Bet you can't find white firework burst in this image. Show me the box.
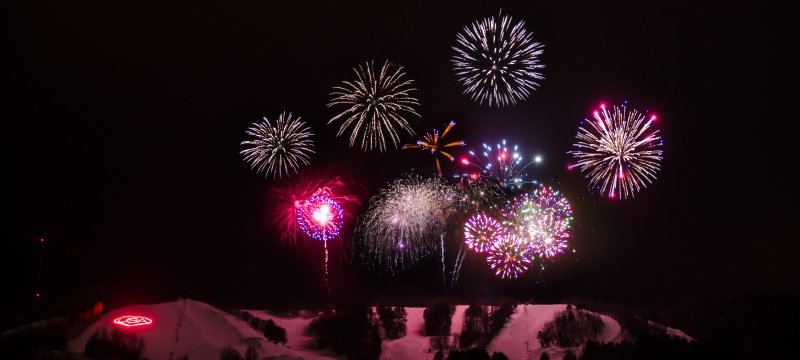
[328,60,419,152]
[452,10,545,107]
[355,175,459,273]
[240,112,314,178]
[569,103,663,199]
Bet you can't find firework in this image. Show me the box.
[404,121,465,176]
[569,103,663,199]
[464,213,506,253]
[328,60,419,152]
[502,185,573,258]
[452,11,545,107]
[296,188,344,241]
[459,140,541,189]
[486,234,531,279]
[454,176,505,212]
[240,112,314,178]
[355,175,459,272]
[270,175,358,245]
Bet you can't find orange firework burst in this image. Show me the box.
[403,121,465,176]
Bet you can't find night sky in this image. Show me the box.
[5,1,795,312]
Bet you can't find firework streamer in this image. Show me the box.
[450,244,467,288]
[240,112,314,178]
[452,10,545,107]
[328,60,420,152]
[569,102,663,199]
[404,121,465,176]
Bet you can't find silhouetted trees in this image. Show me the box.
[563,350,578,360]
[460,303,516,349]
[459,305,489,348]
[424,301,455,336]
[261,319,287,345]
[219,345,242,360]
[447,347,508,360]
[244,344,257,360]
[537,304,603,348]
[84,328,145,360]
[579,336,719,360]
[307,305,381,360]
[377,306,407,339]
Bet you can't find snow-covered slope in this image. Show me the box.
[68,300,690,360]
[68,299,301,360]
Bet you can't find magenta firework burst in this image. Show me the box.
[464,213,506,253]
[569,103,663,199]
[486,234,531,279]
[295,188,344,241]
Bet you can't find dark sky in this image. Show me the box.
[5,1,795,312]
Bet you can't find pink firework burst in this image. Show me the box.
[296,188,344,241]
[270,174,359,245]
[464,213,506,253]
[486,234,531,279]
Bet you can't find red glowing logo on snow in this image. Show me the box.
[113,315,153,328]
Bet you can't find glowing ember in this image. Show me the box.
[113,315,153,328]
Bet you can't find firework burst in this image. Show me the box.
[502,185,573,258]
[452,11,545,107]
[459,140,541,189]
[355,175,459,272]
[486,234,531,279]
[240,112,314,178]
[404,121,465,176]
[464,213,506,253]
[569,103,663,199]
[270,175,358,245]
[295,188,344,242]
[328,60,419,152]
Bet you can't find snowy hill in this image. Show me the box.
[68,300,691,360]
[68,299,302,360]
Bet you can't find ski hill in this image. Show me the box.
[68,299,691,360]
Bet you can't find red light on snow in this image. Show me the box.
[113,315,153,328]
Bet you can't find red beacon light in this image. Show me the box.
[113,315,153,328]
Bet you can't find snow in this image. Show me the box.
[67,300,687,360]
[68,299,301,360]
[243,310,337,360]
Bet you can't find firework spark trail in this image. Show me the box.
[486,234,531,279]
[404,121,465,176]
[328,60,420,152]
[569,103,663,199]
[452,10,545,107]
[355,175,459,273]
[240,112,314,178]
[450,245,466,288]
[460,140,540,189]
